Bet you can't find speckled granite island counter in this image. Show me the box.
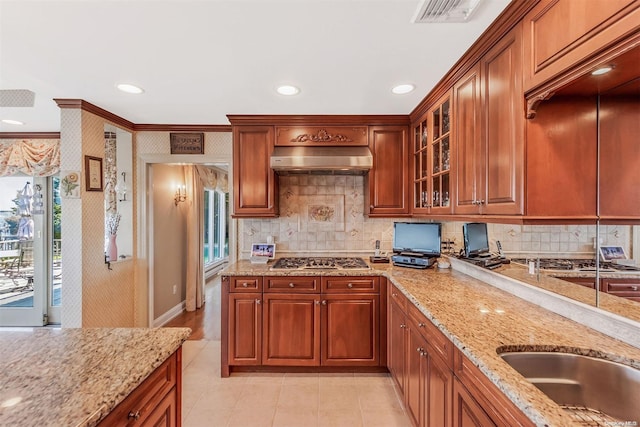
[222,260,640,426]
[0,327,191,427]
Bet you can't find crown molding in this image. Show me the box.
[54,99,135,130]
[0,132,61,139]
[226,114,410,126]
[133,124,232,132]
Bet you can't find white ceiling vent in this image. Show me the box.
[0,89,35,107]
[412,0,483,23]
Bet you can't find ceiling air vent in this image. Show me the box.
[412,0,483,23]
[0,89,35,107]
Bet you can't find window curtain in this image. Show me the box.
[0,139,60,177]
[185,165,205,311]
[195,165,228,192]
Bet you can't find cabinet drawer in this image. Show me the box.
[388,283,407,311]
[408,304,453,369]
[99,350,178,426]
[322,276,379,293]
[602,279,640,299]
[229,276,263,292]
[265,276,320,292]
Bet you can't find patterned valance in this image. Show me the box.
[0,139,60,177]
[195,165,228,193]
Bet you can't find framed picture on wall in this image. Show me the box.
[84,155,103,191]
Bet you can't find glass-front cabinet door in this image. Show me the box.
[412,90,453,215]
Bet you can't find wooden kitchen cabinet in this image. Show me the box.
[454,25,524,216]
[601,278,640,302]
[321,293,380,366]
[453,378,497,427]
[99,349,181,427]
[232,125,278,217]
[453,64,482,215]
[222,274,384,375]
[366,125,410,217]
[522,0,639,92]
[262,293,321,366]
[321,276,382,366]
[412,91,453,215]
[453,349,535,427]
[388,284,408,394]
[227,292,262,366]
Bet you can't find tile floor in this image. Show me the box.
[181,340,412,427]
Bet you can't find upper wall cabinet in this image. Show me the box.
[232,126,279,218]
[411,91,453,216]
[453,25,525,216]
[275,126,368,146]
[523,0,639,95]
[366,126,410,217]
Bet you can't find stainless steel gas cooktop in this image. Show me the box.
[510,258,640,272]
[270,257,370,271]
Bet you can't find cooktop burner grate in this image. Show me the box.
[271,257,370,270]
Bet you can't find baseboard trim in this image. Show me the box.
[153,301,186,327]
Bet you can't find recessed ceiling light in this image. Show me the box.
[276,85,300,96]
[116,83,144,94]
[392,84,415,95]
[1,119,24,125]
[591,66,613,76]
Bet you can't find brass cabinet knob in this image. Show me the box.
[347,283,353,288]
[128,410,141,420]
[242,283,248,288]
[289,283,295,288]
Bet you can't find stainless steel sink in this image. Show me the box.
[500,351,640,425]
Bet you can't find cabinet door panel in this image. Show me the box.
[367,126,409,216]
[228,293,262,365]
[388,294,407,393]
[321,294,380,366]
[233,126,278,217]
[482,26,524,215]
[453,378,497,427]
[525,98,597,218]
[599,94,640,219]
[405,325,426,427]
[428,353,453,427]
[454,65,482,214]
[263,294,321,366]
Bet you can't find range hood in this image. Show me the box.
[270,146,373,175]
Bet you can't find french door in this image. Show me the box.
[0,176,60,326]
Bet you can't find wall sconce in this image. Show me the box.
[174,184,187,206]
[116,172,128,202]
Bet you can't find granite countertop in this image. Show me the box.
[0,327,191,427]
[222,260,640,427]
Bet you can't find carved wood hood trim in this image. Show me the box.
[291,128,353,143]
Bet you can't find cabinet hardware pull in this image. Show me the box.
[315,300,320,305]
[255,299,261,304]
[347,283,353,288]
[480,199,485,204]
[631,286,638,291]
[322,300,327,305]
[289,283,295,288]
[418,322,425,327]
[392,293,397,297]
[242,283,248,288]
[128,410,141,420]
[400,324,406,328]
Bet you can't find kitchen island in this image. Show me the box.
[222,259,640,427]
[0,327,190,426]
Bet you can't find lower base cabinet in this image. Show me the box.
[222,275,384,375]
[99,349,182,426]
[388,284,534,427]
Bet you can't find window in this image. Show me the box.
[204,189,228,265]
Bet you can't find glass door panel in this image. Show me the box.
[0,176,46,326]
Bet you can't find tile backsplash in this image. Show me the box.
[239,175,636,260]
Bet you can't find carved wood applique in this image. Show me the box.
[291,129,353,143]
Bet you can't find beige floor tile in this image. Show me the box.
[181,340,411,427]
[272,407,319,427]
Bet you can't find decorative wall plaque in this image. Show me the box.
[170,133,204,154]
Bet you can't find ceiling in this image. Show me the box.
[0,0,511,133]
